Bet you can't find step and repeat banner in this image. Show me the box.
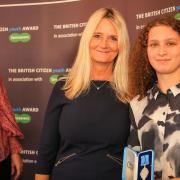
[0,0,179,179]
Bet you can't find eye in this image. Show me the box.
[148,43,158,47]
[166,41,176,46]
[110,36,118,42]
[93,33,101,39]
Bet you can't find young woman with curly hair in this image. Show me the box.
[128,16,180,180]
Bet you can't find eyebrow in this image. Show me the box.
[148,38,178,41]
[93,32,117,36]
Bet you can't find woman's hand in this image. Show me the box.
[11,153,23,180]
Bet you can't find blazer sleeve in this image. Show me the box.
[36,81,65,174]
[9,136,23,154]
[0,78,24,138]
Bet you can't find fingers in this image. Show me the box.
[11,153,23,180]
[12,164,23,180]
[13,166,21,180]
[11,162,15,176]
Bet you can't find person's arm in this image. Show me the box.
[127,106,141,151]
[35,174,49,180]
[0,78,24,180]
[9,136,23,180]
[35,81,64,176]
[0,78,24,138]
[11,153,23,180]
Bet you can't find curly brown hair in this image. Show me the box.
[129,15,180,100]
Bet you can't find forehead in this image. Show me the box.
[148,25,179,40]
[94,18,117,34]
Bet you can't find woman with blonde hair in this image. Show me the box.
[35,7,130,180]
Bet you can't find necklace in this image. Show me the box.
[91,81,108,90]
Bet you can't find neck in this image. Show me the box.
[157,72,180,94]
[91,62,113,81]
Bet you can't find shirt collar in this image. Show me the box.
[149,83,180,100]
[170,83,180,96]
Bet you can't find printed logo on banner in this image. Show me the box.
[15,113,31,124]
[13,107,39,124]
[49,68,70,85]
[7,68,70,83]
[176,5,180,10]
[174,12,180,20]
[49,73,66,85]
[9,33,31,43]
[0,25,39,33]
[49,74,60,85]
[135,5,179,31]
[0,25,38,43]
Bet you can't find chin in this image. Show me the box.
[156,69,178,75]
[95,59,114,63]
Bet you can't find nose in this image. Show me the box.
[99,38,108,48]
[158,45,167,56]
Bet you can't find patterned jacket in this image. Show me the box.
[0,77,23,161]
[128,83,180,179]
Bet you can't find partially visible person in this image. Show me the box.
[0,77,24,180]
[128,15,180,180]
[35,7,130,180]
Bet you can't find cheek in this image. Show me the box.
[110,46,118,59]
[112,50,118,58]
[147,48,151,58]
[89,41,94,50]
[111,44,118,53]
[174,49,180,60]
[89,42,97,58]
[146,50,155,69]
[89,39,99,49]
[147,48,154,63]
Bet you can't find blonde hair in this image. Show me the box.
[63,8,130,103]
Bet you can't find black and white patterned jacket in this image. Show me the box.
[128,83,180,179]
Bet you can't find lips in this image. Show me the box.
[156,59,170,62]
[96,50,110,53]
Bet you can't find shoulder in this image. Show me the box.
[54,79,65,89]
[49,80,66,99]
[130,95,148,107]
[130,95,148,122]
[47,80,68,106]
[53,80,65,93]
[130,87,154,107]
